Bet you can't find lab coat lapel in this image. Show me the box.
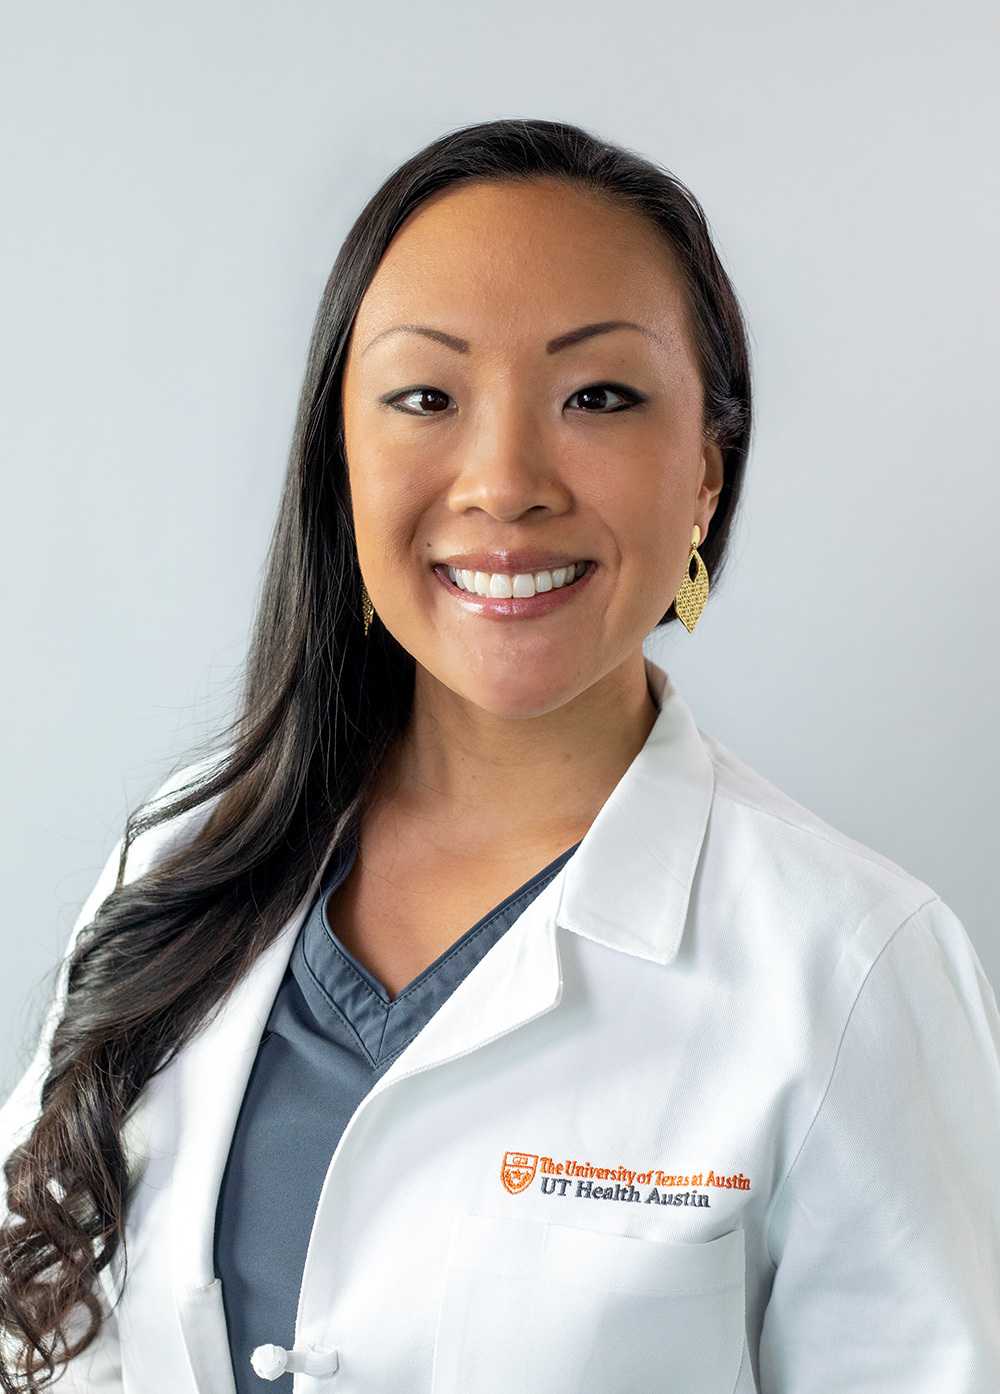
[376,886,564,1087]
[294,890,565,1344]
[369,662,712,1081]
[555,662,714,966]
[169,896,312,1393]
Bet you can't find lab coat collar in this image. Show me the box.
[555,659,713,967]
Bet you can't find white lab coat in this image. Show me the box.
[3,661,1000,1393]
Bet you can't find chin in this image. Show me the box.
[454,670,590,721]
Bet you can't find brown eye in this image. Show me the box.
[391,388,453,415]
[566,383,641,413]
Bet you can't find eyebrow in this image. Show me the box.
[362,325,470,355]
[361,319,659,357]
[545,320,661,353]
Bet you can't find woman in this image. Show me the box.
[2,119,999,1393]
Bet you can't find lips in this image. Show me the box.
[433,557,595,616]
[446,562,588,598]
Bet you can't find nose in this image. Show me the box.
[446,400,572,524]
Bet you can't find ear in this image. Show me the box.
[695,440,725,539]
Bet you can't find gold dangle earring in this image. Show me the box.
[673,525,709,633]
[360,581,374,636]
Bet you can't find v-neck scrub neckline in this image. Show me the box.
[214,836,579,1394]
[299,840,579,1068]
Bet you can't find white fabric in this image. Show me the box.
[3,663,999,1393]
[251,1344,339,1379]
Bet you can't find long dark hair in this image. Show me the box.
[0,118,751,1388]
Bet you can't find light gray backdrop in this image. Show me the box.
[2,0,998,1093]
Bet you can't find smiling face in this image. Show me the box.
[341,178,724,720]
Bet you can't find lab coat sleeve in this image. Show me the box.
[47,1308,124,1393]
[759,898,1000,1393]
[2,766,220,1390]
[0,839,123,1163]
[0,1309,123,1394]
[0,842,126,1391]
[0,755,220,1156]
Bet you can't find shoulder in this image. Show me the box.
[120,754,227,880]
[700,728,936,924]
[643,665,936,939]
[0,754,226,1147]
[64,756,223,933]
[688,729,1000,1134]
[685,728,965,1027]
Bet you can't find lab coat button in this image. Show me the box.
[251,1343,339,1379]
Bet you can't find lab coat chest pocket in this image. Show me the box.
[432,1216,745,1394]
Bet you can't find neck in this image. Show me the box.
[382,650,659,856]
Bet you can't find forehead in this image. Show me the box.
[351,179,690,344]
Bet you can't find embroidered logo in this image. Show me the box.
[499,1150,751,1204]
[501,1151,539,1194]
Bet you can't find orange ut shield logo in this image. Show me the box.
[501,1151,538,1195]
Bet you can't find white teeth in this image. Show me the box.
[446,563,588,597]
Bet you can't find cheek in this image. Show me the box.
[622,515,693,629]
[582,441,698,584]
[348,442,437,573]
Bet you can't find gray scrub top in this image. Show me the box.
[214,837,579,1393]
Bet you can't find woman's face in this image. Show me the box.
[342,178,723,719]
